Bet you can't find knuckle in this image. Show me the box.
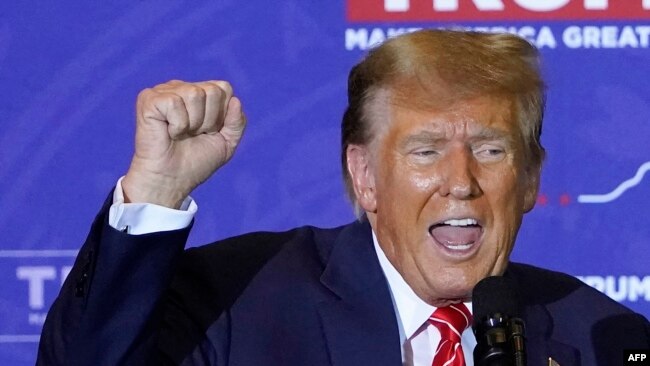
[137,88,154,101]
[218,81,233,95]
[185,85,206,101]
[168,94,185,109]
[203,83,225,100]
[153,80,177,90]
[212,80,233,97]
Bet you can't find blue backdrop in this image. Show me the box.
[1,1,648,364]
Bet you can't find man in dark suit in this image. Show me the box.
[38,29,649,365]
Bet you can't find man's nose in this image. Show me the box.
[438,147,481,199]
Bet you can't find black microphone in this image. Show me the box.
[472,276,526,366]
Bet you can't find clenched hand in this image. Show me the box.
[122,80,246,208]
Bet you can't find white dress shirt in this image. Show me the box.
[108,177,196,234]
[108,179,477,364]
[372,232,477,365]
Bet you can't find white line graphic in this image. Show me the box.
[577,161,650,203]
[0,334,41,343]
[0,250,78,258]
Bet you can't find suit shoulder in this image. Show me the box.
[507,262,589,294]
[184,224,345,266]
[171,224,347,306]
[158,224,350,360]
[508,262,649,330]
[507,262,631,312]
[508,262,650,355]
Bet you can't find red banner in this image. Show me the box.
[347,0,650,22]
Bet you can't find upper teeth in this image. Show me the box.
[443,218,477,227]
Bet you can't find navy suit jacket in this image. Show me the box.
[38,197,650,365]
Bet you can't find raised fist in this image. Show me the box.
[122,80,246,208]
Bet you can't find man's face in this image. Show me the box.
[348,92,539,306]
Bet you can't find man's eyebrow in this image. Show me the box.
[469,128,513,143]
[400,131,447,147]
[400,128,513,147]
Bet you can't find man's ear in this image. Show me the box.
[346,144,377,213]
[523,163,541,213]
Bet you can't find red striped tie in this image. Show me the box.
[429,303,472,366]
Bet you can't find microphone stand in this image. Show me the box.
[473,313,527,366]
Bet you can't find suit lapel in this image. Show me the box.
[504,267,581,366]
[523,303,581,365]
[316,221,402,366]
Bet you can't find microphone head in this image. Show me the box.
[472,276,520,326]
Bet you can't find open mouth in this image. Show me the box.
[429,218,483,252]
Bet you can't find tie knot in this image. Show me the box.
[428,303,472,342]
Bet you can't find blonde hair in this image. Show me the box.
[341,29,546,213]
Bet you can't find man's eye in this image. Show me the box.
[414,150,437,157]
[474,147,505,159]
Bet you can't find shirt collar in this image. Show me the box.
[372,230,473,339]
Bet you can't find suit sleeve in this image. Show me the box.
[36,193,194,366]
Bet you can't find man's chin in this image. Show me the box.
[419,285,473,306]
[428,297,470,307]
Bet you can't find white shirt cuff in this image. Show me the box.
[108,177,197,235]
